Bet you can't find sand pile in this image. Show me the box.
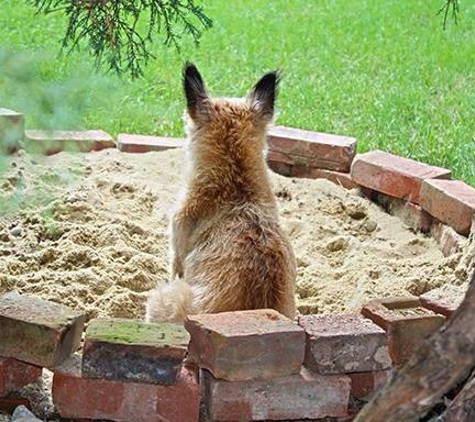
[0,148,473,320]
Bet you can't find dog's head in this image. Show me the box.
[182,63,280,151]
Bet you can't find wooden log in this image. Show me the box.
[354,269,475,422]
[441,373,475,422]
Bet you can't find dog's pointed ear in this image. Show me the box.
[183,62,209,120]
[247,70,280,119]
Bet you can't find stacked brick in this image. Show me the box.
[298,313,391,410]
[266,126,358,188]
[0,293,85,410]
[265,127,474,259]
[185,309,395,421]
[0,290,462,420]
[351,152,474,254]
[53,318,199,422]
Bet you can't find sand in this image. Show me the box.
[0,148,473,321]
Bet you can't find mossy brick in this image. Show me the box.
[201,368,351,421]
[117,133,185,153]
[298,313,391,374]
[351,151,451,204]
[185,309,305,381]
[53,355,199,422]
[0,294,86,368]
[0,108,24,153]
[24,130,115,155]
[361,297,445,364]
[267,126,357,172]
[0,358,42,397]
[81,319,190,385]
[421,179,475,236]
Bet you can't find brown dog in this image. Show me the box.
[145,63,296,323]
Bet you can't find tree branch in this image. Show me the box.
[27,0,213,78]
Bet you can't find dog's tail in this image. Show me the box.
[145,279,197,324]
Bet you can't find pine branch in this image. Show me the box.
[27,0,213,78]
[438,0,460,29]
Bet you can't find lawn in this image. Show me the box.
[0,0,474,185]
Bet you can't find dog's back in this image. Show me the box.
[145,64,296,323]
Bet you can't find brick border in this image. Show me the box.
[1,108,473,421]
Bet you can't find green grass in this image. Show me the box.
[0,0,474,185]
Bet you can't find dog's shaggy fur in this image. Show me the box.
[145,63,296,323]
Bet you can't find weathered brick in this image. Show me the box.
[266,150,358,189]
[298,313,391,374]
[117,133,185,153]
[0,108,24,153]
[351,151,451,204]
[266,150,293,176]
[24,130,115,155]
[420,179,475,236]
[0,294,86,368]
[420,290,464,318]
[53,355,199,422]
[202,368,350,421]
[348,370,389,400]
[185,309,305,381]
[0,358,42,397]
[430,220,467,257]
[374,193,433,233]
[267,126,357,172]
[361,297,445,364]
[82,319,189,385]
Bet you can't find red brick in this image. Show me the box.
[374,193,433,233]
[266,150,357,189]
[52,355,199,422]
[349,370,389,400]
[82,319,189,385]
[24,130,115,155]
[420,290,464,318]
[0,358,42,397]
[0,294,86,368]
[420,179,475,236]
[185,309,305,381]
[361,297,445,364]
[430,220,467,256]
[298,313,391,374]
[202,368,350,421]
[0,108,24,153]
[351,151,451,204]
[267,126,357,172]
[266,151,293,176]
[117,133,185,153]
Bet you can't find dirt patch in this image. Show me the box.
[0,148,473,320]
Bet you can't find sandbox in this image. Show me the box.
[1,148,472,321]
[0,112,474,421]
